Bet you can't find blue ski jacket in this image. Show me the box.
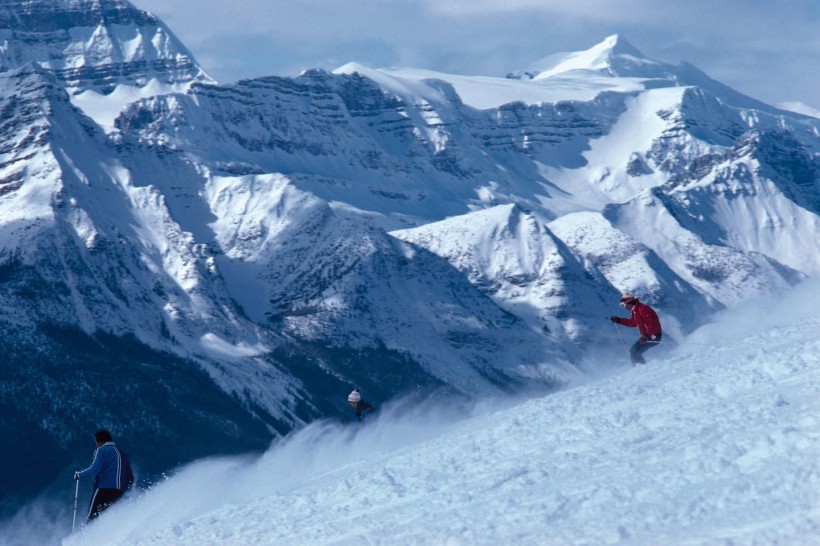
[77,442,134,490]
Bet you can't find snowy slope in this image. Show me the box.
[28,279,817,546]
[393,204,599,339]
[392,204,634,350]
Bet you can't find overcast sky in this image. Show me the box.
[136,0,819,110]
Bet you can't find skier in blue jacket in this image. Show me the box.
[74,429,134,522]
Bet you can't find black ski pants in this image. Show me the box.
[86,487,125,522]
[629,333,662,364]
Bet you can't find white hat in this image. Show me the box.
[620,290,637,304]
[348,389,361,403]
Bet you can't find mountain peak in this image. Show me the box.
[591,34,645,58]
[511,34,666,81]
[0,0,212,93]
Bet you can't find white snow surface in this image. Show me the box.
[21,279,813,546]
[71,80,197,129]
[525,34,659,79]
[334,63,646,110]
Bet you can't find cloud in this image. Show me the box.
[422,0,648,20]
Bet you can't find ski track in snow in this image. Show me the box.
[48,282,820,546]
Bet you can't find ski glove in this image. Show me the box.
[639,335,648,344]
[609,316,620,324]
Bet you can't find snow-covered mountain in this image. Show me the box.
[118,33,816,342]
[0,0,205,87]
[0,1,818,513]
[0,0,212,126]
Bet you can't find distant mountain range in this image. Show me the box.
[0,0,817,511]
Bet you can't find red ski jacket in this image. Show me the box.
[617,301,662,337]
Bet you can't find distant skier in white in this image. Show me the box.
[610,291,663,365]
[74,429,134,523]
[348,388,375,421]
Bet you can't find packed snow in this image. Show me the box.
[2,280,818,545]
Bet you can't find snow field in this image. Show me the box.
[58,281,820,545]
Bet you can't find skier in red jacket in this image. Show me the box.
[610,291,663,365]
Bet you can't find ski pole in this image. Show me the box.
[72,476,79,532]
[608,317,628,350]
